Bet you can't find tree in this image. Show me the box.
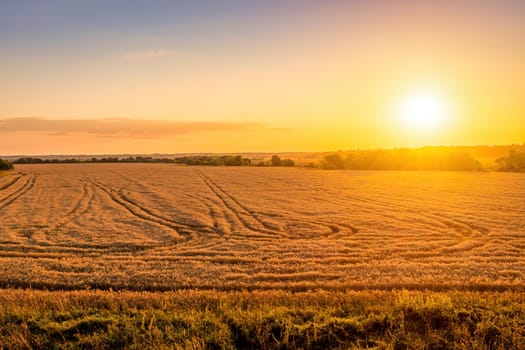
[496,150,525,172]
[446,152,482,171]
[280,159,295,167]
[0,159,13,171]
[320,154,345,169]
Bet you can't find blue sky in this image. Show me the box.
[1,1,524,154]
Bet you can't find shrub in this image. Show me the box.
[0,159,13,171]
[496,150,525,172]
[319,149,483,171]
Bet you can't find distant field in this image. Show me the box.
[0,164,523,291]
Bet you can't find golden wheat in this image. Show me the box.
[0,164,523,291]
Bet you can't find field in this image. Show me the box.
[0,164,524,348]
[1,164,524,291]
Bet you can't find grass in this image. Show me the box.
[0,289,523,349]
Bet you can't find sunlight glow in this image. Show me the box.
[397,91,450,132]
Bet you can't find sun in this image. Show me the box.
[396,90,449,132]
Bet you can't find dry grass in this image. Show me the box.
[0,289,523,349]
[0,164,523,292]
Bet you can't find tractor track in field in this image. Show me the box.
[89,178,199,242]
[117,171,238,238]
[194,169,285,238]
[194,169,361,239]
[0,175,37,211]
[114,172,236,238]
[316,182,490,253]
[0,176,21,191]
[103,169,218,236]
[36,178,96,236]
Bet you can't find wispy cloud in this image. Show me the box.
[0,118,267,139]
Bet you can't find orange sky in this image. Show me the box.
[0,1,523,155]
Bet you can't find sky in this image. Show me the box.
[1,0,524,155]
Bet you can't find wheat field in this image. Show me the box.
[0,164,523,292]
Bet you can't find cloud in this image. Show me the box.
[0,118,267,139]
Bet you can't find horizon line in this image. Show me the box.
[2,143,525,158]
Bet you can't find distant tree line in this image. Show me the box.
[270,155,295,167]
[172,155,294,167]
[495,150,525,172]
[0,159,14,171]
[12,157,176,164]
[12,156,255,166]
[10,155,298,167]
[173,155,251,166]
[16,149,525,172]
[319,149,482,171]
[254,155,295,167]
